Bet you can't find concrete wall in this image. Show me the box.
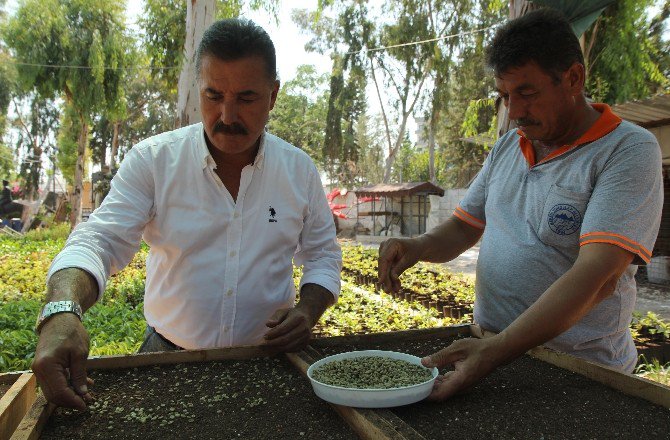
[427,189,468,232]
[649,125,670,165]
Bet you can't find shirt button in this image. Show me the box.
[226,289,233,297]
[234,212,240,219]
[223,326,229,333]
[230,250,236,257]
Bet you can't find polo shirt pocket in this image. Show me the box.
[537,184,590,248]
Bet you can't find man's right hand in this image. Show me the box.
[32,313,93,410]
[378,236,427,293]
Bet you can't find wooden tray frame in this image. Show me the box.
[6,324,670,440]
[1,372,36,440]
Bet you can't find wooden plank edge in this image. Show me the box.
[528,346,670,409]
[286,351,425,440]
[312,325,472,348]
[87,344,279,370]
[9,392,54,440]
[0,373,37,440]
[470,323,670,409]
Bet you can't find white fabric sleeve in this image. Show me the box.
[47,145,156,300]
[294,162,342,300]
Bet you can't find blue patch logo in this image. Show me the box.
[548,204,581,236]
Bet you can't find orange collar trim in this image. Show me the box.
[517,103,622,167]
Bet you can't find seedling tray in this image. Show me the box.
[7,325,670,439]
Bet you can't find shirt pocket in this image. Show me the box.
[537,184,590,249]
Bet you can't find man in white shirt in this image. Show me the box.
[32,18,342,410]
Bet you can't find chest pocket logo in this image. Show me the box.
[537,184,590,249]
[548,204,581,235]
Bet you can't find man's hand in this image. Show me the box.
[421,337,505,401]
[378,237,427,293]
[32,313,94,410]
[263,307,313,352]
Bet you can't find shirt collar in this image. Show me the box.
[517,103,622,167]
[197,124,267,171]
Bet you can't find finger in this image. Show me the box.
[265,308,290,328]
[389,253,415,292]
[426,371,465,401]
[35,362,87,410]
[68,351,90,397]
[265,312,306,340]
[421,344,464,369]
[377,240,399,293]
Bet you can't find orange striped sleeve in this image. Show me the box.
[580,232,652,263]
[454,207,485,230]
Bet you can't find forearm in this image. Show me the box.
[296,283,335,327]
[46,268,99,312]
[417,216,483,263]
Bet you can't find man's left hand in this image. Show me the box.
[421,337,505,401]
[263,307,313,352]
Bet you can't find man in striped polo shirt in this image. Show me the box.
[378,8,663,401]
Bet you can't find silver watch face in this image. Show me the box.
[35,300,82,333]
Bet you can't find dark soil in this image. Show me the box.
[40,356,354,440]
[0,382,13,397]
[316,337,670,440]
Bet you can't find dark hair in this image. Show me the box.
[486,8,583,82]
[2,180,8,187]
[196,18,277,81]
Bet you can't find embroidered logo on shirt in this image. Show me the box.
[269,206,277,223]
[548,204,581,235]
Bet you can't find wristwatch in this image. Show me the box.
[35,300,83,334]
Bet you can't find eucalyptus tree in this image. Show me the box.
[4,0,134,226]
[10,96,60,199]
[0,0,15,146]
[293,3,369,187]
[268,64,329,164]
[583,0,669,103]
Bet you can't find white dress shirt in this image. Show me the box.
[48,123,342,349]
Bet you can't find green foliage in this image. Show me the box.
[23,223,72,241]
[56,103,82,185]
[138,0,186,92]
[585,0,670,104]
[268,65,329,160]
[4,0,134,194]
[0,143,14,177]
[0,299,41,371]
[635,356,670,386]
[293,5,369,187]
[631,311,670,342]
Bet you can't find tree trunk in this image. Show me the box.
[428,112,440,183]
[70,117,88,228]
[176,0,216,128]
[496,1,538,138]
[110,121,120,168]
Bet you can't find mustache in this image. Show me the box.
[213,121,248,135]
[514,118,539,127]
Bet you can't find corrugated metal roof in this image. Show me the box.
[355,182,445,197]
[611,93,670,128]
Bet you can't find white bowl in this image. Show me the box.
[306,350,438,408]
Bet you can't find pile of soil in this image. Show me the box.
[40,356,354,440]
[317,337,670,439]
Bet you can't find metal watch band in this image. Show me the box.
[35,300,83,334]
